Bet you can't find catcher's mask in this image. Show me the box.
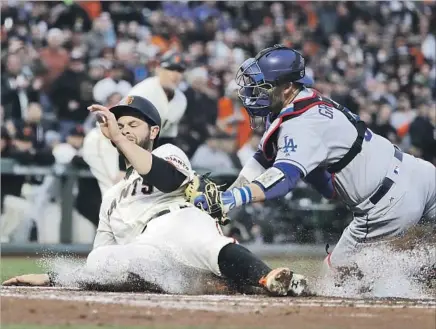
[236,44,314,128]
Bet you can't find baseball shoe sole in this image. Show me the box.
[259,267,308,297]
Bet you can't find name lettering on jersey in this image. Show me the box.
[119,184,132,202]
[107,199,117,218]
[107,177,153,219]
[165,155,189,171]
[280,136,298,155]
[318,104,334,119]
[130,177,142,196]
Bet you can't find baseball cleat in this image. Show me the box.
[259,267,308,296]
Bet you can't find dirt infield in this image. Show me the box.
[2,287,436,329]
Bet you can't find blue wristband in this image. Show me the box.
[222,187,253,212]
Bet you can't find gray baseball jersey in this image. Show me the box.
[257,88,435,266]
[270,88,394,208]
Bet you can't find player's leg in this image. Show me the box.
[217,243,308,296]
[84,243,183,292]
[419,159,436,223]
[141,207,308,296]
[326,226,361,269]
[375,154,436,231]
[329,154,435,270]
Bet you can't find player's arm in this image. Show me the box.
[115,138,187,192]
[198,122,328,212]
[228,149,274,189]
[89,105,186,193]
[88,103,156,176]
[219,162,303,211]
[143,144,193,192]
[303,167,335,200]
[93,203,117,249]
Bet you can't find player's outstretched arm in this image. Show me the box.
[2,273,54,286]
[194,162,302,215]
[228,150,273,189]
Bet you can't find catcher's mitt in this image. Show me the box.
[185,174,230,225]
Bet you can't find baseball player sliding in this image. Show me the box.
[186,44,436,272]
[3,95,307,297]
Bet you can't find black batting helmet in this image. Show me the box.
[111,95,161,128]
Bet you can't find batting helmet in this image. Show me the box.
[111,95,162,128]
[236,44,314,118]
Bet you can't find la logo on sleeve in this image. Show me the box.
[281,135,298,155]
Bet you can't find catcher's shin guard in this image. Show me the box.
[259,268,308,296]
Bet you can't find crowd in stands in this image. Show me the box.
[1,1,435,242]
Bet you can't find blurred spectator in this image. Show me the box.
[49,49,91,140]
[0,126,29,243]
[369,103,400,145]
[86,12,117,59]
[1,126,16,211]
[92,61,131,104]
[390,93,417,130]
[129,50,187,146]
[408,101,436,163]
[2,122,55,242]
[191,131,241,171]
[88,58,111,84]
[237,130,263,166]
[177,66,219,158]
[15,102,57,150]
[217,79,251,149]
[39,28,70,90]
[9,125,54,166]
[1,53,39,121]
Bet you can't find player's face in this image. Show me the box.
[158,68,183,90]
[268,84,288,114]
[117,116,159,150]
[268,83,301,114]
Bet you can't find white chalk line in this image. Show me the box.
[2,287,435,312]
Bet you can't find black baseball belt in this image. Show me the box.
[141,205,189,233]
[369,147,403,205]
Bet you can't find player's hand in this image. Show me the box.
[88,104,123,143]
[185,174,231,225]
[2,273,50,286]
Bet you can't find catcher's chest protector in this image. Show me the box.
[260,93,367,173]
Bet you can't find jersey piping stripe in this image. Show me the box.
[274,158,308,176]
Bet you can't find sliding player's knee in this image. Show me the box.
[86,245,129,274]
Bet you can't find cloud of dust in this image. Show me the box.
[38,245,214,295]
[312,243,435,299]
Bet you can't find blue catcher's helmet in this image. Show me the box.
[236,44,314,119]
